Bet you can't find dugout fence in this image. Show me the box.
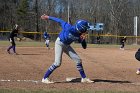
[0,31,140,45]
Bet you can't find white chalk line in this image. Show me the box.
[0,78,77,83]
[0,79,41,83]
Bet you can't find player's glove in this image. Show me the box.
[135,48,140,61]
[81,39,87,49]
[17,37,21,41]
[22,37,26,41]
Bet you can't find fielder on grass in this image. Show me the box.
[120,36,127,50]
[7,24,20,54]
[41,14,94,84]
[43,31,51,49]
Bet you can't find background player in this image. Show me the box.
[120,36,127,50]
[135,48,140,75]
[41,14,94,84]
[7,24,19,54]
[43,31,51,49]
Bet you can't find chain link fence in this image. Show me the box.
[0,31,140,45]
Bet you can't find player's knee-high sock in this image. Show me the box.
[13,45,16,53]
[77,63,86,78]
[43,64,57,79]
[7,46,13,51]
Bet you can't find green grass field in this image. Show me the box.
[0,40,140,49]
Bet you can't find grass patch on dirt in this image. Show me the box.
[0,41,45,47]
[0,40,140,49]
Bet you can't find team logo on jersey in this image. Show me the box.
[68,33,79,41]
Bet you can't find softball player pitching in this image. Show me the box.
[41,14,94,84]
[43,31,50,49]
[7,24,19,54]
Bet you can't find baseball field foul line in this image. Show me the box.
[0,78,79,83]
[0,79,69,83]
[0,79,40,83]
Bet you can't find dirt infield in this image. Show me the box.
[0,46,140,92]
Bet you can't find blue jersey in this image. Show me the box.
[43,32,50,40]
[49,16,81,45]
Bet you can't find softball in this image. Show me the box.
[136,70,140,75]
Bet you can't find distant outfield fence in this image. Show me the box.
[0,31,140,45]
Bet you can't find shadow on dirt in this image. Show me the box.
[94,79,131,84]
[55,78,131,84]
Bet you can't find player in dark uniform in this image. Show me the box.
[120,36,127,50]
[7,24,19,54]
[96,36,101,44]
[135,48,140,75]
